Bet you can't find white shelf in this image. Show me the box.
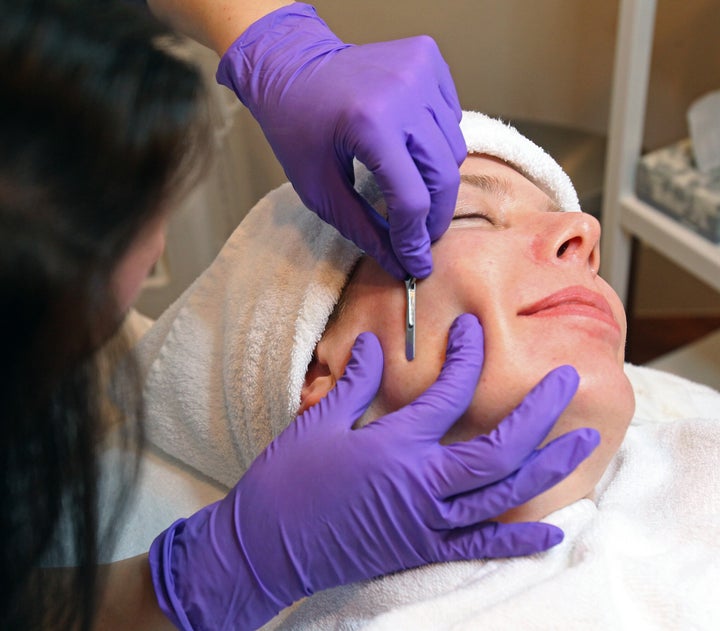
[601,0,720,303]
[601,0,719,386]
[620,194,720,293]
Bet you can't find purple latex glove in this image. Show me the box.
[216,3,466,280]
[150,315,599,630]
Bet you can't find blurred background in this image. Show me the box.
[136,0,720,377]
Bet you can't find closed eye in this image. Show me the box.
[451,212,495,225]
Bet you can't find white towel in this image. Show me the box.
[106,364,720,631]
[135,111,581,488]
[263,367,720,630]
[460,111,580,212]
[134,185,361,488]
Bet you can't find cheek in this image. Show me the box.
[403,235,521,431]
[375,309,454,414]
[598,277,628,363]
[372,268,469,413]
[112,222,167,311]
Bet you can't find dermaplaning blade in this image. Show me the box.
[404,276,416,361]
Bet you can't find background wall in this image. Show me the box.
[312,0,719,150]
[138,0,720,319]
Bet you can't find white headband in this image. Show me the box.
[460,111,580,211]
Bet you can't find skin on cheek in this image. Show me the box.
[528,233,547,264]
[384,271,467,409]
[111,213,168,312]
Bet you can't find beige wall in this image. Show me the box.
[313,0,618,136]
[313,0,720,150]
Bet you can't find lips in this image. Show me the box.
[518,285,620,331]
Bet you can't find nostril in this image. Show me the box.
[557,240,570,257]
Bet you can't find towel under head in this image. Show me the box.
[136,111,582,487]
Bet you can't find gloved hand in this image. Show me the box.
[150,314,599,630]
[216,3,466,280]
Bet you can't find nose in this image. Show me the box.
[549,212,601,274]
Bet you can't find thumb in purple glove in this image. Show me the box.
[217,3,466,280]
[149,314,598,630]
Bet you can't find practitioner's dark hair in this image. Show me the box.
[0,0,207,628]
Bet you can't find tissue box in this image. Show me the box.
[636,139,720,244]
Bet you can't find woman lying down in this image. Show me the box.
[120,111,720,629]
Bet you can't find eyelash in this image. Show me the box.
[452,212,495,225]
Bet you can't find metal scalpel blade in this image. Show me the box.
[404,276,416,361]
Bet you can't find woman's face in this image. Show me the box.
[307,154,635,521]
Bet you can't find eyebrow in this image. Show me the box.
[460,173,512,198]
[460,172,563,214]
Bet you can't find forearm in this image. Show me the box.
[93,554,175,631]
[147,0,293,54]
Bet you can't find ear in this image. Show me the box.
[299,348,337,415]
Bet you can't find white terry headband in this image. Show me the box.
[460,111,580,211]
[136,111,582,488]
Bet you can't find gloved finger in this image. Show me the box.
[312,174,407,280]
[436,428,600,525]
[369,314,483,440]
[355,131,435,279]
[427,91,467,169]
[434,365,580,497]
[484,426,600,508]
[435,55,463,124]
[306,332,384,431]
[428,521,565,562]
[405,117,462,242]
[421,38,465,166]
